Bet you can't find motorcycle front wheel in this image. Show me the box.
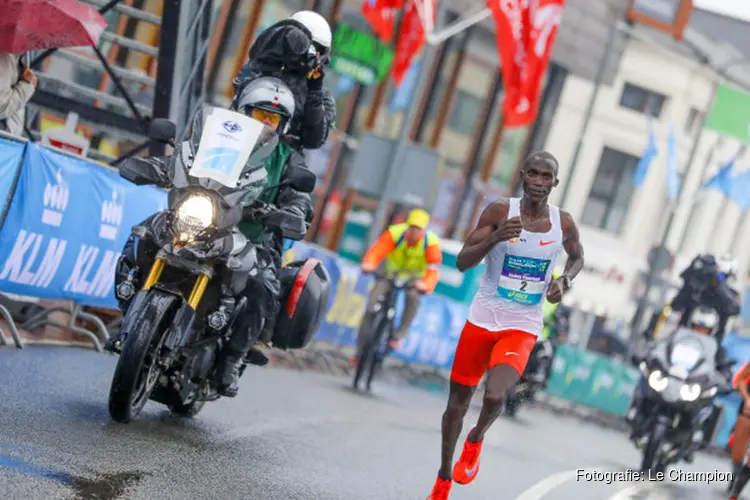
[640,421,667,473]
[108,290,176,423]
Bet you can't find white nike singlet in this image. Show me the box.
[467,198,564,336]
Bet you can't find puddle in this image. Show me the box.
[0,453,146,499]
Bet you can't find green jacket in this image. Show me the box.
[237,141,293,244]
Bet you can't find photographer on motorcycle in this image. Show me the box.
[108,77,314,398]
[646,254,740,377]
[234,10,336,151]
[670,254,740,344]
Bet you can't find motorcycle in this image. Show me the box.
[504,305,569,417]
[628,326,732,472]
[108,111,329,423]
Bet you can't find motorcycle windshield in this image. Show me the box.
[665,328,718,376]
[169,106,278,209]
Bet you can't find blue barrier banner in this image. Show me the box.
[0,144,167,309]
[0,137,26,216]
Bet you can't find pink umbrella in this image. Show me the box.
[0,0,108,53]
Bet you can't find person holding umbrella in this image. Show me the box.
[0,52,36,136]
[0,0,108,135]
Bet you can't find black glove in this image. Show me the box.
[308,66,324,90]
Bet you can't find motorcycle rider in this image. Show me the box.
[646,254,739,378]
[627,306,723,460]
[351,208,442,365]
[108,78,314,398]
[234,10,336,151]
[628,308,718,425]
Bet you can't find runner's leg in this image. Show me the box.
[470,330,537,441]
[438,322,494,478]
[470,364,520,441]
[439,381,476,479]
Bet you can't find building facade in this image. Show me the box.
[545,12,750,327]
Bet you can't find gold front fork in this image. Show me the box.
[142,258,166,290]
[141,257,209,309]
[653,305,672,339]
[188,274,210,309]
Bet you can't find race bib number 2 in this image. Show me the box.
[496,255,551,305]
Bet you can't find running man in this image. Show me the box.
[426,151,584,499]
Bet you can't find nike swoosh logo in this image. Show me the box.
[465,464,478,477]
[505,352,519,356]
[539,240,555,246]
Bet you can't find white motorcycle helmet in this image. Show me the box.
[717,254,738,283]
[290,10,332,56]
[235,76,296,135]
[688,306,719,335]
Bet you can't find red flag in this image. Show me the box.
[362,0,404,44]
[391,0,434,85]
[487,0,565,127]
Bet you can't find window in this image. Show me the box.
[619,83,667,117]
[581,147,639,233]
[685,107,703,134]
[448,90,482,135]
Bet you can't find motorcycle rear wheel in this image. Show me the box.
[108,291,175,423]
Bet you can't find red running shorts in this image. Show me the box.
[450,321,537,387]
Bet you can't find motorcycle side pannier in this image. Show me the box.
[273,258,331,349]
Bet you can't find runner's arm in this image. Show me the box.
[560,210,584,281]
[456,202,508,272]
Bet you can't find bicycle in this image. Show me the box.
[352,273,418,392]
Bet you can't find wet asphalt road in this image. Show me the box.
[0,346,736,500]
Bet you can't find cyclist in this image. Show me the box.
[350,208,442,365]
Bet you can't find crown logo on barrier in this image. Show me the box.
[99,188,124,241]
[41,170,69,228]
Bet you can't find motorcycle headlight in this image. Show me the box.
[173,194,215,241]
[680,383,701,401]
[648,370,668,391]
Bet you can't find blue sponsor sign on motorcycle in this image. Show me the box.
[0,143,167,309]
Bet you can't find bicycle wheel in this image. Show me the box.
[353,312,385,390]
[365,333,391,391]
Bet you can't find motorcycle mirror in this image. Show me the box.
[120,157,169,187]
[148,118,177,144]
[284,165,317,193]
